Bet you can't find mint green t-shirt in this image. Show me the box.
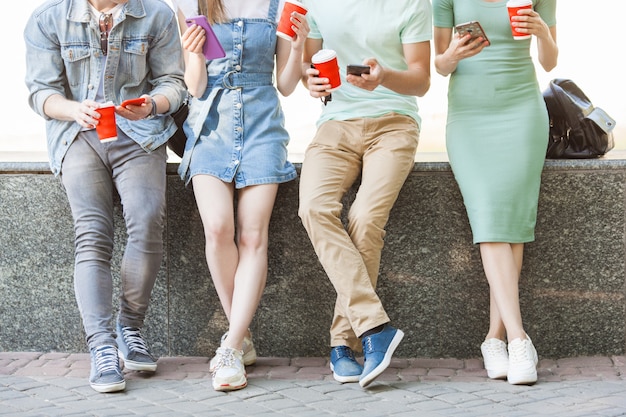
[302,0,432,128]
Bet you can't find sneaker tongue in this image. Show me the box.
[509,339,527,360]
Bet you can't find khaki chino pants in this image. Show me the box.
[298,113,419,352]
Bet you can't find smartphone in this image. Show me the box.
[346,64,371,76]
[455,21,490,45]
[185,15,226,60]
[120,97,146,107]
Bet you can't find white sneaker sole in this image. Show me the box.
[213,374,248,391]
[359,329,404,388]
[330,362,361,383]
[90,380,126,393]
[508,363,537,385]
[486,368,508,380]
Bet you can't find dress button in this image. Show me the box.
[237,20,243,27]
[235,65,241,71]
[236,44,242,49]
[234,160,240,165]
[235,103,242,109]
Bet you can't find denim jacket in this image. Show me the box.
[24,0,186,175]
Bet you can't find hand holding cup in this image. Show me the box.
[506,0,533,40]
[277,0,308,40]
[311,49,341,92]
[95,101,118,142]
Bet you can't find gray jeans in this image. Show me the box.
[61,130,167,350]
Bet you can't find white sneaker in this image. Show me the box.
[209,331,257,372]
[507,336,538,385]
[480,338,509,379]
[212,347,247,391]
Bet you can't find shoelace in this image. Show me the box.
[93,345,119,374]
[213,348,237,373]
[363,337,374,354]
[508,340,530,363]
[121,326,152,356]
[333,346,356,360]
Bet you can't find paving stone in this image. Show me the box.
[1,356,626,416]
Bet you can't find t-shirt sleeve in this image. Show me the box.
[401,0,433,43]
[432,0,455,28]
[535,0,557,27]
[302,0,322,39]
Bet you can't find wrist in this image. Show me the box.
[145,97,157,119]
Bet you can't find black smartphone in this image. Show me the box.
[454,21,490,45]
[346,64,371,76]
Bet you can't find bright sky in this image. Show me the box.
[2,0,624,161]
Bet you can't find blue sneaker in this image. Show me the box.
[116,321,157,372]
[330,346,363,383]
[359,324,404,387]
[89,345,125,393]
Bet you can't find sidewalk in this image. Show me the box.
[2,352,626,416]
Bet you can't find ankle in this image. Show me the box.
[360,323,387,339]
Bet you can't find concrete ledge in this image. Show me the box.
[1,153,625,359]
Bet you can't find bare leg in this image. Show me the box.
[480,242,527,342]
[222,184,278,350]
[192,175,238,318]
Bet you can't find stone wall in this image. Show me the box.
[1,156,624,359]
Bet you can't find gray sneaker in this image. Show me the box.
[89,345,125,393]
[116,321,157,372]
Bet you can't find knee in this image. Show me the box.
[203,221,235,248]
[237,227,268,253]
[347,205,386,244]
[74,218,114,257]
[298,195,341,231]
[125,202,165,241]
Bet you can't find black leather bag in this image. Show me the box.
[167,100,189,158]
[543,78,616,159]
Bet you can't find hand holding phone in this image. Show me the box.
[185,15,226,60]
[454,21,490,45]
[120,97,146,108]
[346,65,371,76]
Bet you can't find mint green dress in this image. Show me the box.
[433,0,556,243]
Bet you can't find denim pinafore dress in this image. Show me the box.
[178,0,296,188]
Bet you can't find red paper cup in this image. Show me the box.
[507,0,533,40]
[277,0,308,41]
[312,49,341,92]
[95,104,118,142]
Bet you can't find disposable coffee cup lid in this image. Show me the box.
[506,0,532,6]
[285,0,308,10]
[312,49,337,64]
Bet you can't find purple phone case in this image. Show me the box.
[185,15,226,60]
